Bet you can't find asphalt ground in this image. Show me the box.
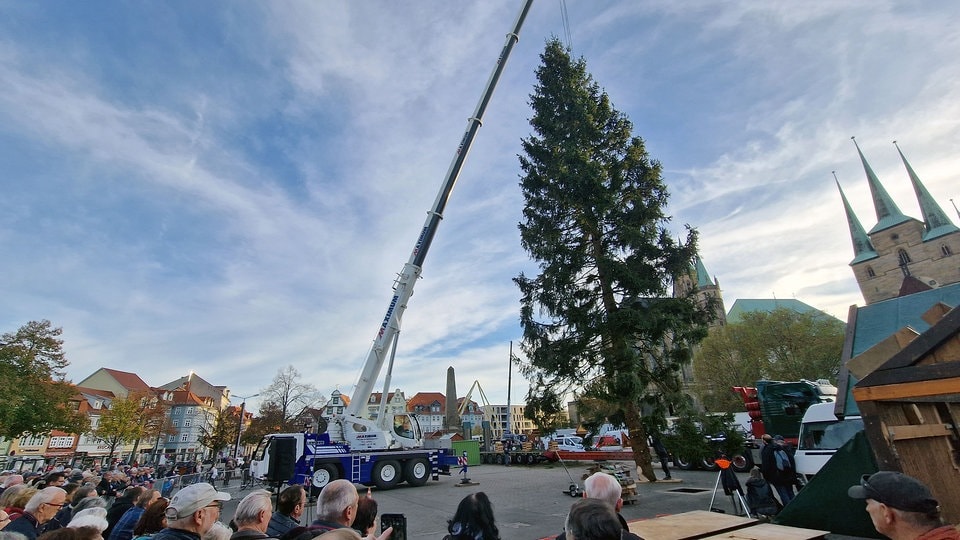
[208,460,870,540]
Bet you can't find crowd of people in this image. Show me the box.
[2,460,956,540]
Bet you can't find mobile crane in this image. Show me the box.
[248,0,534,492]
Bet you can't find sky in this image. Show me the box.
[3,1,960,414]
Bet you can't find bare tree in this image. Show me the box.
[259,365,323,431]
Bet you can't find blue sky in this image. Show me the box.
[3,1,959,412]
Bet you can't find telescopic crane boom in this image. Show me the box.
[336,0,535,450]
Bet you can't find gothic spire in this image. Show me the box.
[894,141,959,241]
[852,137,911,234]
[835,173,878,265]
[693,255,715,289]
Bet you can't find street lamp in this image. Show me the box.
[233,393,260,460]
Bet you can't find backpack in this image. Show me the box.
[773,448,792,472]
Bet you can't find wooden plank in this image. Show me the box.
[853,377,960,401]
[628,511,756,540]
[699,523,829,540]
[887,423,952,441]
[858,363,960,389]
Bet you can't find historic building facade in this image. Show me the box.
[839,141,960,304]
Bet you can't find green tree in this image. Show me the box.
[693,308,846,411]
[125,392,172,463]
[0,320,89,438]
[94,396,143,461]
[515,40,714,482]
[197,407,238,460]
[259,365,323,431]
[244,401,286,444]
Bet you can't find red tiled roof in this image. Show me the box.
[406,392,445,411]
[74,386,116,399]
[102,368,152,392]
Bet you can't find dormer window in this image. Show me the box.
[93,400,102,409]
[370,396,376,403]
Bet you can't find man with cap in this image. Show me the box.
[849,471,959,540]
[154,482,231,540]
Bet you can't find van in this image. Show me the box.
[795,402,863,481]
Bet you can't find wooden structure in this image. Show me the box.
[628,511,827,540]
[584,462,637,505]
[852,303,960,524]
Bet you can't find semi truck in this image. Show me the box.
[247,0,535,492]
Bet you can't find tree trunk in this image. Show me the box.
[624,401,656,482]
[130,437,141,464]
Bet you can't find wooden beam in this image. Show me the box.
[887,423,952,441]
[853,377,960,401]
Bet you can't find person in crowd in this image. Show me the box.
[131,499,168,540]
[3,486,38,522]
[229,490,272,540]
[109,490,160,540]
[1,509,11,531]
[556,473,641,540]
[41,478,65,491]
[563,499,627,540]
[37,526,103,540]
[317,531,359,540]
[443,492,499,540]
[350,493,377,539]
[759,435,797,506]
[200,523,231,540]
[68,508,108,533]
[745,467,779,519]
[0,476,25,497]
[306,480,358,534]
[48,487,99,534]
[4,487,67,540]
[849,471,959,540]
[152,483,230,540]
[105,488,144,539]
[266,486,306,538]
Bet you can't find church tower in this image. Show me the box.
[839,139,960,304]
[674,255,726,326]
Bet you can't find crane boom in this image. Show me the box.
[344,0,534,422]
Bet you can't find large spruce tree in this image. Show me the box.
[515,39,714,481]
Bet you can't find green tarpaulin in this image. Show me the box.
[774,431,880,538]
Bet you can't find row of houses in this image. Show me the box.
[2,368,538,471]
[1,368,239,469]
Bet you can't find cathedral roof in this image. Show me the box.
[852,138,913,234]
[895,142,959,241]
[693,256,715,289]
[836,177,878,265]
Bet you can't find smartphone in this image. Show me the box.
[380,513,406,540]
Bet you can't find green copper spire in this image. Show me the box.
[693,255,714,289]
[852,137,911,234]
[894,141,959,241]
[836,174,878,265]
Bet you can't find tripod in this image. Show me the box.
[708,457,751,518]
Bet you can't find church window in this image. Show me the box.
[866,266,876,278]
[942,244,953,256]
[897,249,911,265]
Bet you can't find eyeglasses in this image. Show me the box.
[45,502,68,508]
[204,502,223,512]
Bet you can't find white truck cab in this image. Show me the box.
[795,402,863,481]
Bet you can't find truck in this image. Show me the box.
[732,378,840,471]
[247,0,535,492]
[794,402,863,481]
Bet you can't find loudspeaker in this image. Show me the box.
[267,437,297,482]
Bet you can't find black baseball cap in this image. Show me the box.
[848,471,940,514]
